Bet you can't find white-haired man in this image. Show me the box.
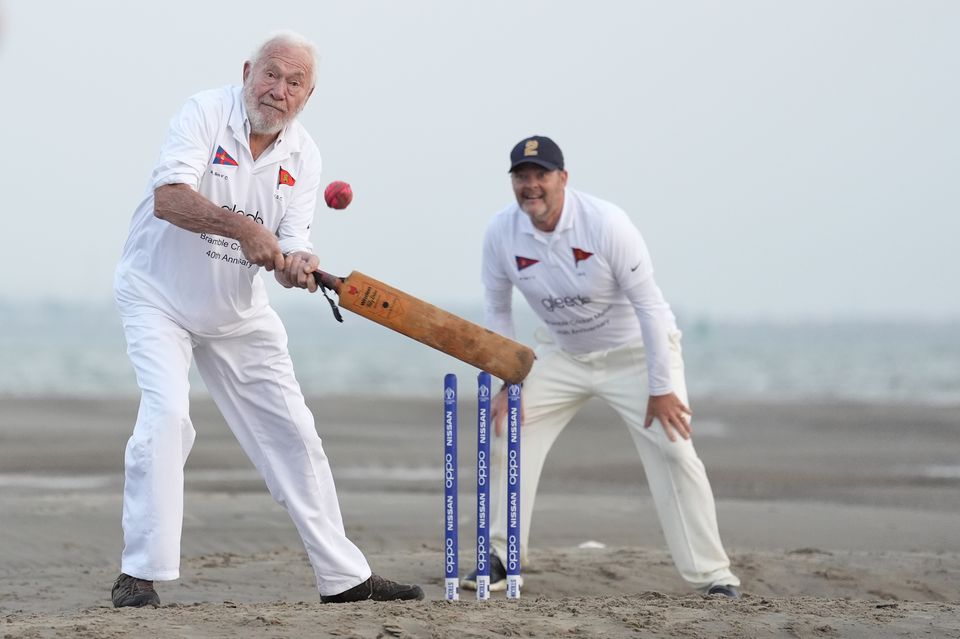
[112,32,423,606]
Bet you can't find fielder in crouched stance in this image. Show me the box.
[462,136,741,598]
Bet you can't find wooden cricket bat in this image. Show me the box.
[313,270,534,384]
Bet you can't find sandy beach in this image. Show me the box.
[1,395,958,637]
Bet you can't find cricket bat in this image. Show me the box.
[313,270,534,384]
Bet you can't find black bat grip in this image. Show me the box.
[313,270,343,293]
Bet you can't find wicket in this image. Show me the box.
[476,372,491,600]
[505,381,521,600]
[443,372,522,601]
[443,374,459,601]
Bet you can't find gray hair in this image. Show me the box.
[250,30,320,89]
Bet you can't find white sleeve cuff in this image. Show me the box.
[483,286,516,341]
[153,171,201,190]
[278,237,313,255]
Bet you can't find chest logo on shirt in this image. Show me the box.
[212,146,239,167]
[278,166,296,188]
[515,256,540,271]
[221,203,263,224]
[572,247,594,266]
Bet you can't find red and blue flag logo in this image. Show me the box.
[212,146,238,166]
[515,256,540,271]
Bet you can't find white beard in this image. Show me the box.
[243,83,290,135]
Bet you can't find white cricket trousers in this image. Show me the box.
[118,306,371,596]
[488,331,739,591]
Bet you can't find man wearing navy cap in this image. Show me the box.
[463,135,741,598]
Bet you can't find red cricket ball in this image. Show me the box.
[324,181,353,209]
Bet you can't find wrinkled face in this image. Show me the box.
[242,44,314,135]
[510,164,568,231]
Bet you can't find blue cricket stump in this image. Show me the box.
[475,372,492,601]
[506,382,522,599]
[443,374,459,601]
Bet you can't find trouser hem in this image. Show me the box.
[318,570,373,597]
[120,565,180,582]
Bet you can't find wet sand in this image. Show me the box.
[1,396,958,637]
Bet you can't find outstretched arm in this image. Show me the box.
[153,184,284,272]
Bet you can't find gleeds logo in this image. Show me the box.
[221,203,263,224]
[541,294,590,311]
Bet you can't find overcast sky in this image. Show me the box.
[1,1,957,321]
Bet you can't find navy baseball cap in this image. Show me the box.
[509,135,564,172]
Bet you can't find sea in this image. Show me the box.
[1,299,958,405]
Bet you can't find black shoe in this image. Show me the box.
[460,554,523,592]
[707,584,741,599]
[111,573,161,608]
[321,574,424,603]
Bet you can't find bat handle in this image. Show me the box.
[313,270,345,323]
[313,270,343,294]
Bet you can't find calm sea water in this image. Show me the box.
[1,300,958,404]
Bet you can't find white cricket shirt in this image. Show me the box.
[115,86,322,336]
[482,188,679,394]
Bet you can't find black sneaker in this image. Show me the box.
[320,574,424,603]
[707,584,741,599]
[111,573,161,608]
[460,554,523,592]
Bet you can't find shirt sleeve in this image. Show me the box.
[483,285,516,341]
[277,144,320,255]
[604,208,674,395]
[481,218,517,340]
[151,95,216,191]
[622,276,673,395]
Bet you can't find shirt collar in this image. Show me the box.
[517,188,574,238]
